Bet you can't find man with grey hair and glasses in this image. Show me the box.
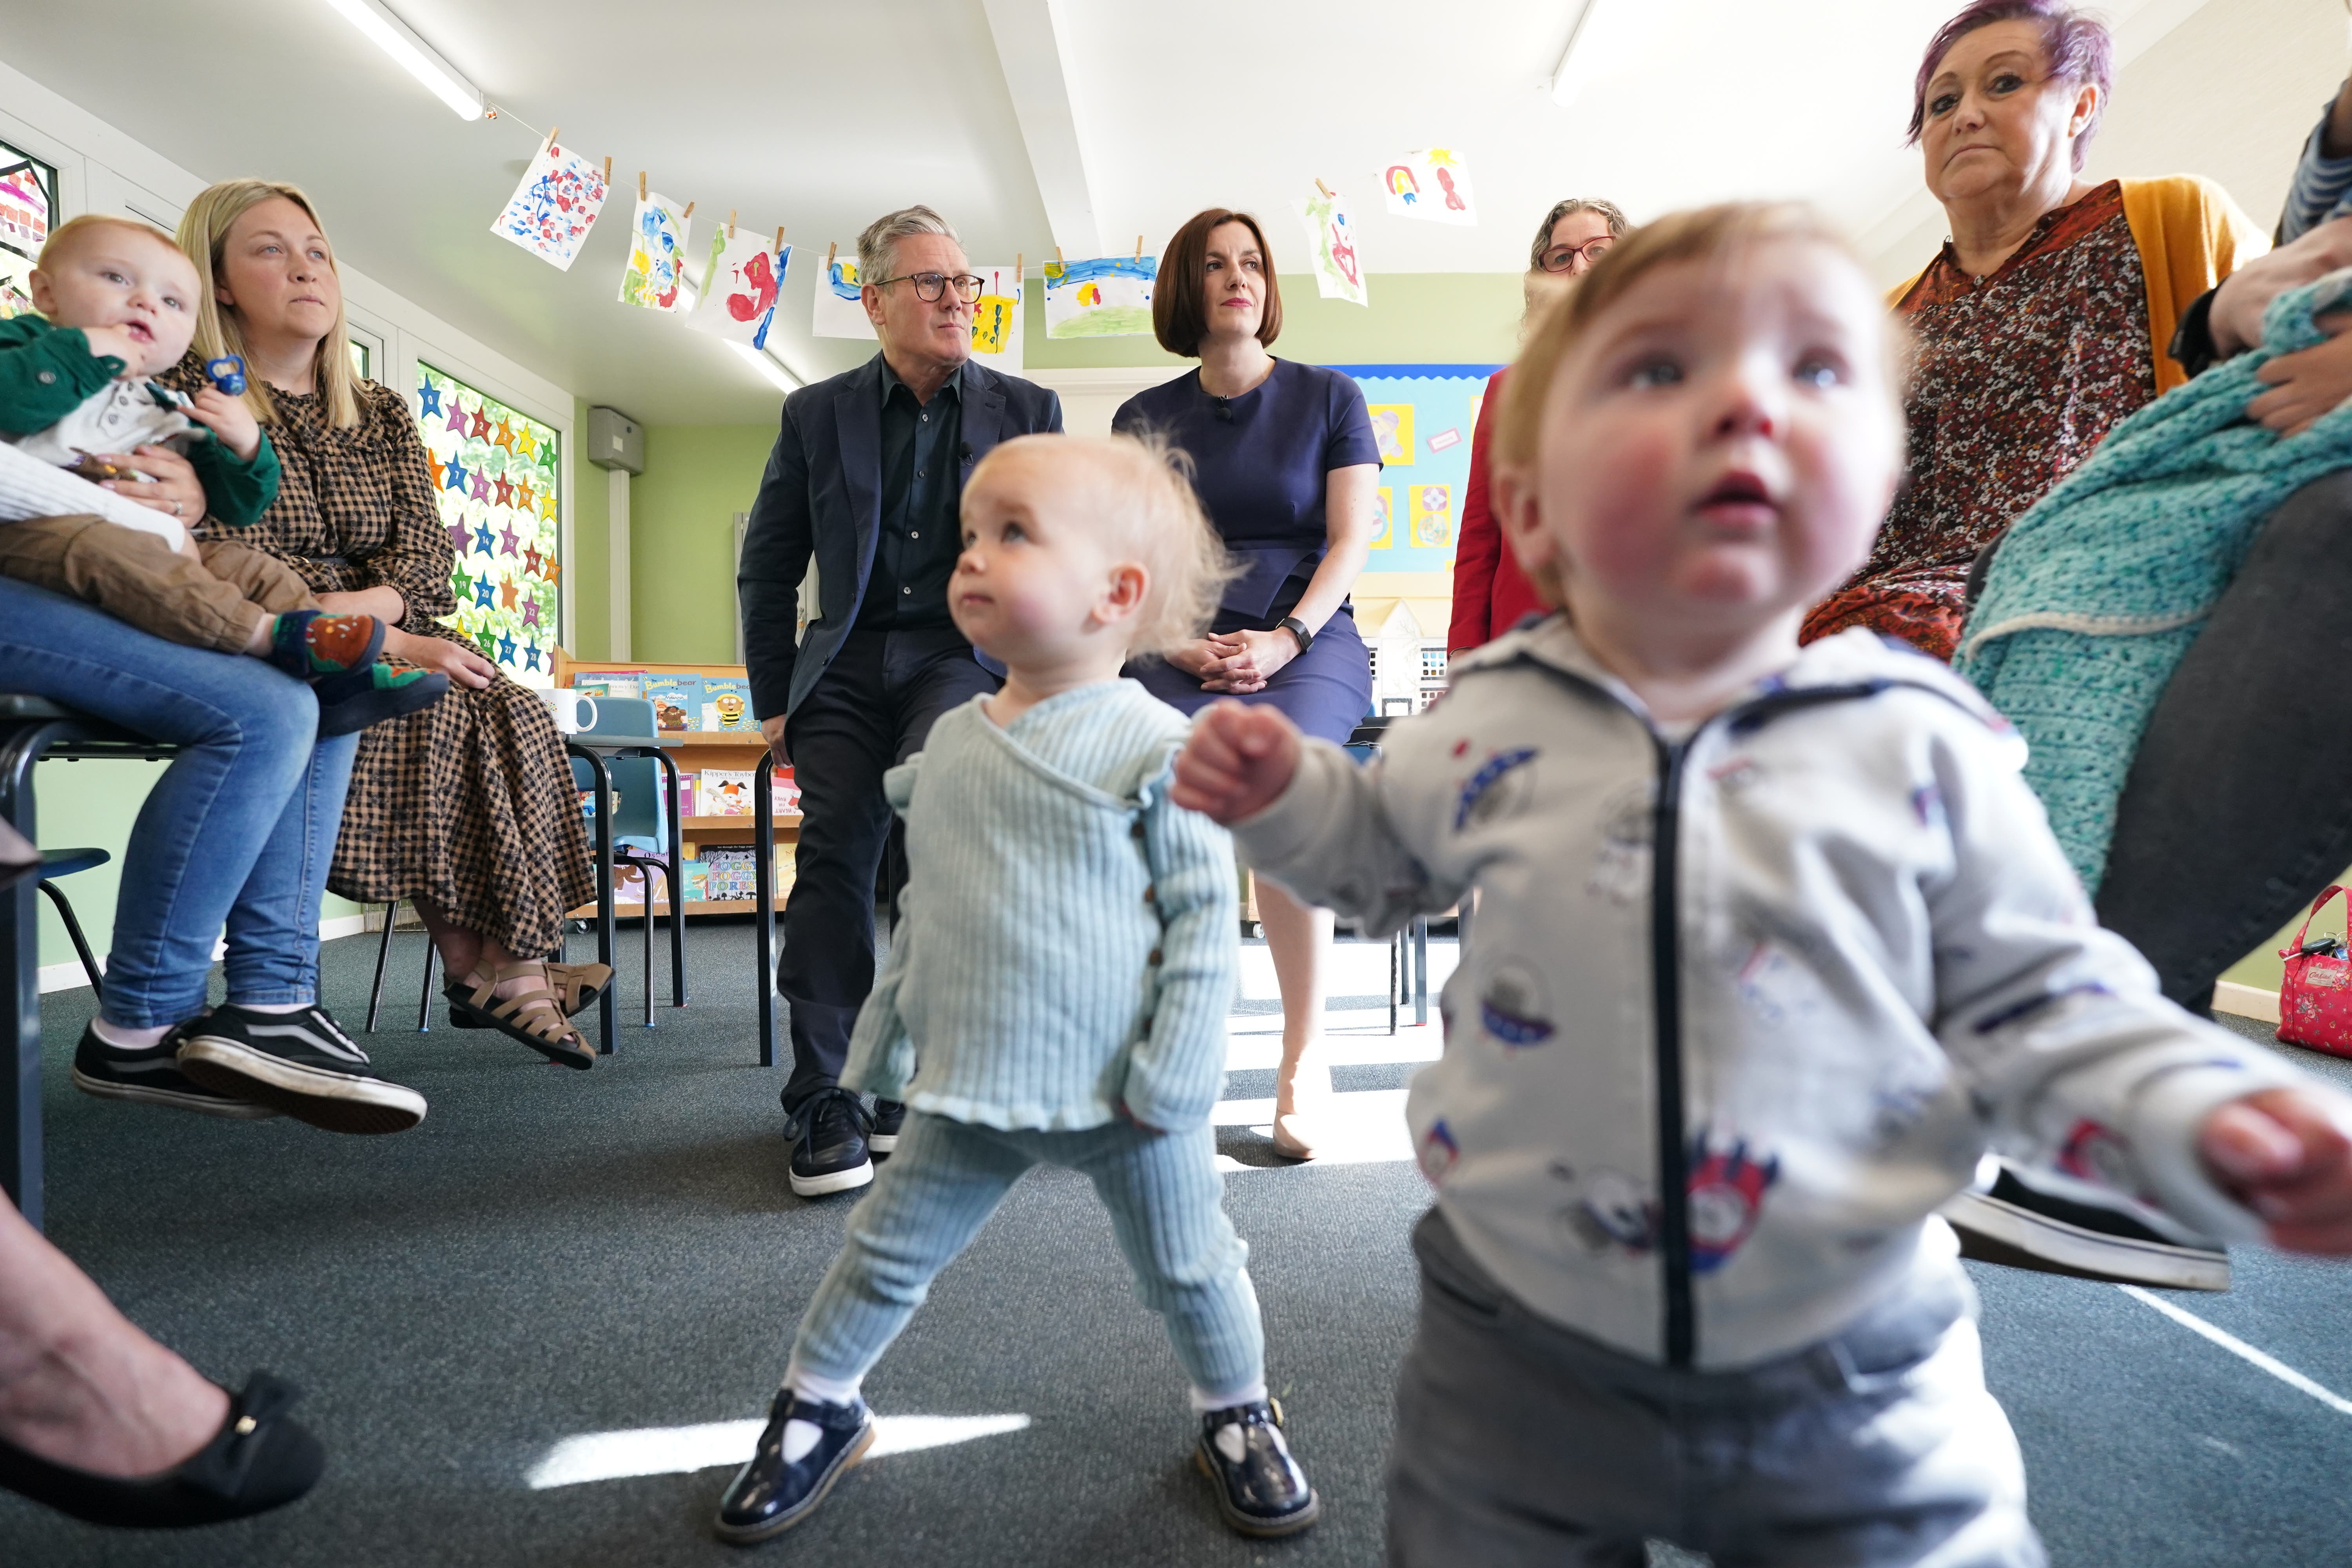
[739,205,1063,1197]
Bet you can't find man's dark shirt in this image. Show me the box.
[856,357,965,630]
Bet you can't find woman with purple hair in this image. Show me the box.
[1801,0,2264,661]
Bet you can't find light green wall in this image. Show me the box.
[630,424,777,664]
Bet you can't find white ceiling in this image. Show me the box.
[0,0,2315,426]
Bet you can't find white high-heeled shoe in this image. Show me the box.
[1271,1047,1332,1161]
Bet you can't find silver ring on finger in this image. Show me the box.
[171,499,183,516]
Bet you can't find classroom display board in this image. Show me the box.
[1334,364,1501,573]
[417,363,561,688]
[0,142,55,321]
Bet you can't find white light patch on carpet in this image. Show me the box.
[2119,1285,2352,1418]
[1214,1088,1414,1171]
[526,1412,1032,1489]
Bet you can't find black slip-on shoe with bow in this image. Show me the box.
[1195,1398,1319,1537]
[712,1389,874,1545]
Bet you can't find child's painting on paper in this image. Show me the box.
[1410,483,1454,548]
[619,191,692,311]
[1292,188,1367,307]
[1043,256,1156,339]
[813,254,877,339]
[968,263,1024,368]
[689,229,787,348]
[1367,404,1414,465]
[1383,149,1478,226]
[489,141,610,271]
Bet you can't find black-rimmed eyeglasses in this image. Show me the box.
[1537,237,1615,274]
[871,271,985,303]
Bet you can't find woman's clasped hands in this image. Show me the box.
[1165,626,1300,695]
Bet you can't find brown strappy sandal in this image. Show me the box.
[543,962,613,1018]
[444,963,597,1070]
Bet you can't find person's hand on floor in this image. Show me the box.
[384,627,496,690]
[2248,310,2352,437]
[1173,700,1301,824]
[2200,1085,2352,1251]
[2210,216,2352,359]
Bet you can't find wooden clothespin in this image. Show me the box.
[728,209,737,238]
[680,200,696,222]
[537,124,557,155]
[1316,178,1334,199]
[1134,234,1144,261]
[1054,245,1065,270]
[1015,251,1023,286]
[826,241,838,268]
[637,171,647,202]
[600,155,611,187]
[773,226,786,256]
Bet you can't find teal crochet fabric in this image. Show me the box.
[1955,269,2352,893]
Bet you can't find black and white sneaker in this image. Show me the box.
[711,1389,875,1544]
[176,1005,426,1136]
[868,1097,906,1156]
[1196,1398,1318,1537]
[1942,1158,2230,1292]
[71,1021,278,1120]
[781,1087,873,1198]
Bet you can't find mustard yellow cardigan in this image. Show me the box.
[1891,175,2269,395]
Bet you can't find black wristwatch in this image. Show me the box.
[1276,616,1314,655]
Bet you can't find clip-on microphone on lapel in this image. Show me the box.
[959,442,974,465]
[1212,397,1234,424]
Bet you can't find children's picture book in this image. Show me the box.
[572,671,645,701]
[642,673,703,734]
[699,768,755,816]
[700,675,752,733]
[772,766,800,815]
[702,845,757,901]
[680,860,708,904]
[670,769,697,825]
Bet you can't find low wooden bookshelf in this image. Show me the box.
[552,652,797,917]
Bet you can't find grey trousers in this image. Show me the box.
[1387,1210,2044,1568]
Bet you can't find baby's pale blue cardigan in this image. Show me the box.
[1955,270,2352,893]
[842,680,1237,1132]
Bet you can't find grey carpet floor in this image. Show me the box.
[8,925,2352,1566]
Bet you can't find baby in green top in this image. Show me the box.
[0,214,438,734]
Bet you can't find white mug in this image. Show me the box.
[538,688,598,734]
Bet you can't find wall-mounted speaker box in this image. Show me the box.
[587,406,644,474]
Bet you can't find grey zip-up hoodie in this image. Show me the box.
[1236,617,2309,1370]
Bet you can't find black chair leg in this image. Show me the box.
[754,766,777,1067]
[367,900,397,1032]
[652,748,688,1009]
[0,718,71,1232]
[36,882,103,998]
[1412,915,1429,1027]
[1389,927,1400,1036]
[417,931,436,1033]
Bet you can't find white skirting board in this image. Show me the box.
[2213,980,2281,1025]
[35,913,371,995]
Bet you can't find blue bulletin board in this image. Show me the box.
[1331,364,1503,573]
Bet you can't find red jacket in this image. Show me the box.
[1447,368,1547,653]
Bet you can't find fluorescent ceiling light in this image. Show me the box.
[320,0,483,119]
[1548,0,1609,107]
[732,340,804,395]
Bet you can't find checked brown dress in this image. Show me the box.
[1800,181,2156,660]
[167,358,593,955]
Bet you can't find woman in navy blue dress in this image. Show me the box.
[1115,207,1380,1160]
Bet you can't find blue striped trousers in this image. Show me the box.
[791,1112,1265,1397]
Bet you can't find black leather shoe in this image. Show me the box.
[713,1389,874,1545]
[869,1098,907,1157]
[1195,1398,1318,1537]
[0,1371,324,1528]
[781,1087,874,1198]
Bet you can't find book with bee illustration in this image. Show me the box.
[700,675,752,733]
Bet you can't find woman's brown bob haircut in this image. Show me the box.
[1494,201,1900,608]
[1152,209,1283,358]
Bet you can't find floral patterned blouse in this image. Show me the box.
[1801,180,2155,659]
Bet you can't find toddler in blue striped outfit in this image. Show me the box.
[713,433,1320,1546]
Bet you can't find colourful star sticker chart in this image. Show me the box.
[417,363,561,688]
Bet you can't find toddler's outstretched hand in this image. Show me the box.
[2200,1087,2352,1252]
[1172,701,1300,824]
[187,387,263,462]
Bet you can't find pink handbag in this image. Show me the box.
[2277,885,2352,1057]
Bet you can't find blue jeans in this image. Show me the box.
[0,578,357,1027]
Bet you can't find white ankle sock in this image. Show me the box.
[236,1002,308,1014]
[1189,1378,1268,1414]
[91,1018,171,1050]
[783,1361,863,1409]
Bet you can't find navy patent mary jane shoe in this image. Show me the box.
[713,1389,874,1545]
[1195,1397,1318,1537]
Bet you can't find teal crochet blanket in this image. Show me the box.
[1954,269,2352,894]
